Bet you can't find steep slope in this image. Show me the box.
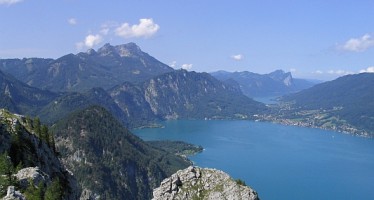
[0,43,173,92]
[52,106,191,199]
[110,70,266,121]
[37,87,132,127]
[0,109,79,199]
[0,69,58,115]
[211,70,315,97]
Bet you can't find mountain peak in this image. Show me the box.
[115,42,142,57]
[97,42,142,57]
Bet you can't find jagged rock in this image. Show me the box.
[2,186,25,200]
[14,167,50,189]
[80,189,99,200]
[152,166,259,200]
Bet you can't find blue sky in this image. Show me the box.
[1,0,374,80]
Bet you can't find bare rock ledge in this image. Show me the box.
[152,166,259,200]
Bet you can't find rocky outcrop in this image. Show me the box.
[14,167,49,189]
[0,109,80,200]
[152,166,259,200]
[2,186,25,200]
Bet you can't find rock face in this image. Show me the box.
[152,166,259,200]
[0,109,80,200]
[3,186,25,200]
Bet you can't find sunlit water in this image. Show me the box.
[133,120,374,200]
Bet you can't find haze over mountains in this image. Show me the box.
[211,70,316,98]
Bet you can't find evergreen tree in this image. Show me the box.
[41,125,49,146]
[33,117,41,138]
[44,178,62,200]
[24,180,44,200]
[0,152,16,196]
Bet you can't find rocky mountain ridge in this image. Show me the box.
[152,166,259,200]
[0,43,173,92]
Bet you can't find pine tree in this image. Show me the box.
[41,125,49,146]
[33,117,41,138]
[44,178,62,200]
[0,152,16,196]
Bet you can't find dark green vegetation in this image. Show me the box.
[0,43,173,92]
[147,140,203,157]
[211,70,316,98]
[276,73,374,136]
[0,109,78,199]
[52,106,191,199]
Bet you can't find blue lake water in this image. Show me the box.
[133,120,374,200]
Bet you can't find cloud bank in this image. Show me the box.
[76,18,160,50]
[231,54,243,61]
[68,18,77,25]
[360,66,374,73]
[340,34,374,52]
[115,18,160,38]
[0,0,22,5]
[76,34,102,49]
[181,64,193,70]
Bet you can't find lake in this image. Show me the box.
[133,120,374,200]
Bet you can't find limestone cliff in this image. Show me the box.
[152,166,259,200]
[0,109,80,199]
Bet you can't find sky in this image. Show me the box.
[1,0,374,80]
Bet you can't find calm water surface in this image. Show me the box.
[133,120,374,200]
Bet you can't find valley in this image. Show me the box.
[0,42,373,200]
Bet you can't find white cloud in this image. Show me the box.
[289,68,297,73]
[76,34,102,49]
[340,34,374,52]
[313,70,323,74]
[181,64,193,70]
[68,18,77,25]
[100,28,110,35]
[231,54,243,61]
[170,61,177,68]
[115,18,160,38]
[0,0,23,5]
[327,70,353,75]
[359,66,374,73]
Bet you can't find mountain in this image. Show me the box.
[0,43,173,92]
[152,166,259,200]
[37,87,133,127]
[109,70,266,121]
[0,109,80,199]
[280,73,374,136]
[211,70,316,98]
[0,69,58,115]
[52,106,191,199]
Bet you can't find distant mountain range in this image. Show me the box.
[211,70,316,98]
[0,43,173,92]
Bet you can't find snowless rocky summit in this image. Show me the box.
[152,166,259,200]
